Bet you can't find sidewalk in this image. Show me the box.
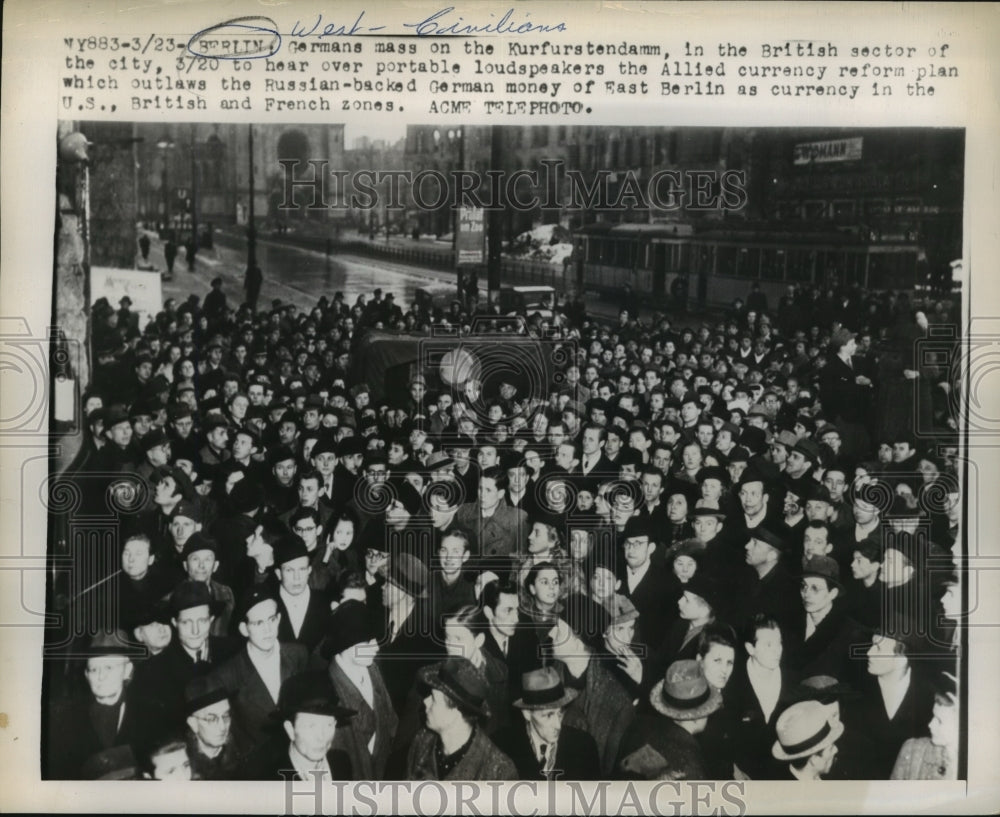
[140,229,327,314]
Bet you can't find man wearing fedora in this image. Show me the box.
[183,675,244,779]
[617,659,722,780]
[272,532,331,652]
[493,666,600,780]
[313,599,398,780]
[618,516,671,644]
[44,630,162,780]
[139,580,239,723]
[245,671,357,781]
[771,699,844,780]
[373,551,444,715]
[406,657,517,781]
[208,586,309,754]
[785,556,863,684]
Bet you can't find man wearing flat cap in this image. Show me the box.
[771,699,844,780]
[406,657,517,781]
[493,666,600,780]
[209,585,309,754]
[245,671,357,781]
[616,659,722,780]
[179,531,235,636]
[736,525,799,629]
[183,675,244,779]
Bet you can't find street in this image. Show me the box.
[150,229,464,314]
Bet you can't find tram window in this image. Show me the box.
[761,249,786,281]
[786,250,813,283]
[832,200,855,221]
[868,253,917,290]
[843,253,866,286]
[804,200,829,220]
[717,246,738,277]
[740,248,762,279]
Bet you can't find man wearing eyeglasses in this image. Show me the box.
[208,586,309,754]
[183,676,243,779]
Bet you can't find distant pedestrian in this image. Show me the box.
[186,239,197,271]
[164,239,177,276]
[138,234,151,262]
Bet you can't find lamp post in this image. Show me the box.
[155,135,175,234]
[247,123,256,272]
[188,123,199,268]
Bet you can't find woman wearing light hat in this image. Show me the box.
[771,699,844,780]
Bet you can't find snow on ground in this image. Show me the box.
[506,224,575,265]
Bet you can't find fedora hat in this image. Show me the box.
[277,671,356,724]
[748,525,788,554]
[387,551,429,599]
[650,659,722,721]
[319,599,376,660]
[184,675,230,716]
[419,657,490,718]
[170,579,225,617]
[78,628,141,659]
[772,700,844,761]
[514,666,578,710]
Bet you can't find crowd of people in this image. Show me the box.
[44,275,963,783]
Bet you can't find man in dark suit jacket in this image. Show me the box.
[242,671,357,781]
[140,581,240,724]
[842,626,935,780]
[372,552,446,715]
[726,615,798,779]
[44,631,164,779]
[493,666,600,780]
[209,587,309,754]
[818,329,873,459]
[272,533,331,652]
[784,557,864,686]
[617,517,671,643]
[313,599,399,780]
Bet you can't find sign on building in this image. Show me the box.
[90,266,163,330]
[793,137,863,165]
[456,206,485,265]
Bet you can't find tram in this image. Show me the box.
[571,221,927,309]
